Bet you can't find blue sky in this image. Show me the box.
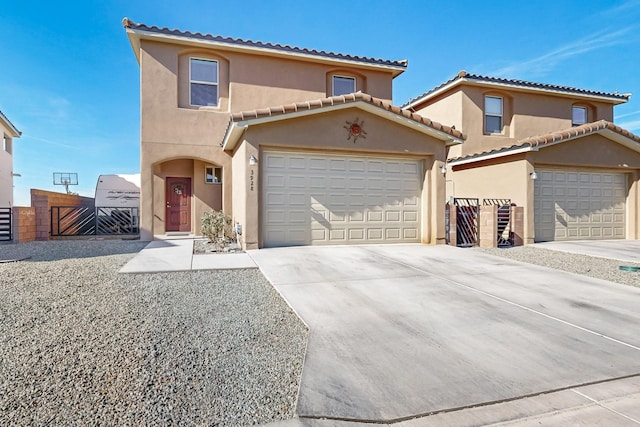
[1,0,639,206]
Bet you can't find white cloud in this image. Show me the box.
[615,109,640,119]
[602,0,640,15]
[489,26,636,78]
[617,119,640,132]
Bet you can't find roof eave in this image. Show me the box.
[449,146,534,167]
[449,126,640,166]
[0,111,21,137]
[126,27,407,76]
[406,77,630,110]
[222,101,463,150]
[125,28,142,64]
[221,122,248,152]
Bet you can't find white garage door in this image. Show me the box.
[263,152,422,247]
[534,170,626,241]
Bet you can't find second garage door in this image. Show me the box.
[263,152,422,247]
[534,170,626,241]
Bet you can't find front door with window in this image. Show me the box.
[166,177,191,232]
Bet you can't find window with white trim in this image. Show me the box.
[484,96,503,134]
[205,166,222,184]
[332,76,356,96]
[190,59,219,107]
[572,106,587,126]
[2,136,11,154]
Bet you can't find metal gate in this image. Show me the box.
[51,206,139,237]
[483,199,513,247]
[454,198,479,247]
[0,208,11,241]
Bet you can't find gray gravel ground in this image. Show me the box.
[0,240,308,426]
[477,245,640,288]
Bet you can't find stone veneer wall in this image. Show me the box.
[30,189,94,241]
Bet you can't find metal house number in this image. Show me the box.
[250,169,254,191]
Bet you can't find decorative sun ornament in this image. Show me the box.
[344,117,367,143]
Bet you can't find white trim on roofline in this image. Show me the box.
[126,28,407,76]
[406,78,630,110]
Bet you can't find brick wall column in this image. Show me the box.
[447,205,457,246]
[511,206,525,246]
[12,207,36,243]
[479,205,498,248]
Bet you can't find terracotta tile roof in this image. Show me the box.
[123,18,408,70]
[403,70,631,108]
[449,120,640,165]
[226,92,464,140]
[519,120,640,147]
[0,109,21,136]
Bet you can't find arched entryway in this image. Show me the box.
[152,158,224,235]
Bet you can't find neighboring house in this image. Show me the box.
[124,19,463,248]
[404,71,640,243]
[0,109,21,207]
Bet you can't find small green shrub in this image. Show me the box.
[201,210,235,250]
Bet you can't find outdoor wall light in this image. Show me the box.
[249,155,257,166]
[530,171,538,180]
[439,163,447,174]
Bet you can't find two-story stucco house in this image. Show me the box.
[0,109,21,207]
[405,71,640,243]
[123,19,464,248]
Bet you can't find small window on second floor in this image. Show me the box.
[2,136,10,154]
[485,96,503,134]
[190,58,219,107]
[333,76,356,96]
[572,106,587,126]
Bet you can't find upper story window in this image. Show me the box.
[2,136,11,154]
[484,96,503,134]
[572,106,587,126]
[190,58,219,107]
[333,76,356,96]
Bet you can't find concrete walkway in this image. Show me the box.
[118,238,257,273]
[533,240,640,264]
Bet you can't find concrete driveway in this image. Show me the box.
[249,244,640,424]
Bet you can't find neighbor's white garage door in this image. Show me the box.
[262,152,422,247]
[534,170,626,241]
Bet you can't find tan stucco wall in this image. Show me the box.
[231,142,249,247]
[415,84,617,158]
[230,108,448,249]
[450,155,532,241]
[533,134,640,168]
[138,39,396,238]
[147,159,222,238]
[414,91,464,159]
[450,135,640,243]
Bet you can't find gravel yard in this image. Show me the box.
[477,245,640,288]
[0,240,308,426]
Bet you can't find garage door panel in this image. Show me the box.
[368,178,384,190]
[403,228,418,239]
[330,159,346,171]
[535,169,626,242]
[263,152,422,247]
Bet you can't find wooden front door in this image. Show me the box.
[166,177,191,232]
